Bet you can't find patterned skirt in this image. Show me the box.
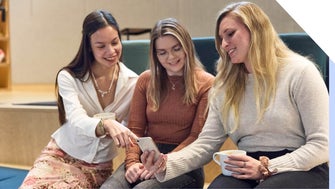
[19,139,113,189]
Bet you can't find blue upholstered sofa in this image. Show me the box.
[122,33,329,89]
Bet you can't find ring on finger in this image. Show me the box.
[158,161,163,168]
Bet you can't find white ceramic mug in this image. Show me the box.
[93,112,116,120]
[213,149,246,176]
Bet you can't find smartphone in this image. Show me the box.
[137,137,160,161]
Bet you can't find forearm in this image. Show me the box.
[125,145,142,169]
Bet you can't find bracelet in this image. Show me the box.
[96,119,106,136]
[258,156,277,182]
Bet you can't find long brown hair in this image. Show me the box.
[148,18,204,111]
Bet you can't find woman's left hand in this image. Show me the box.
[224,154,262,180]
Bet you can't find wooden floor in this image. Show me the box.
[0,84,237,185]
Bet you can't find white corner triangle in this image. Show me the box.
[276,0,335,63]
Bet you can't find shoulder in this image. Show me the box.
[57,69,76,83]
[135,70,151,87]
[58,69,71,78]
[281,55,322,82]
[279,55,326,92]
[138,70,151,81]
[195,68,215,85]
[118,62,139,88]
[119,62,139,78]
[139,70,151,77]
[193,69,215,96]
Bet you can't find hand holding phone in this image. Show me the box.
[137,137,160,161]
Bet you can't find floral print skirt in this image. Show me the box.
[19,139,113,189]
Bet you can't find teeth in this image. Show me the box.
[228,48,235,55]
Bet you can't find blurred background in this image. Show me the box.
[9,0,303,84]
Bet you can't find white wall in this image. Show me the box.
[9,0,303,84]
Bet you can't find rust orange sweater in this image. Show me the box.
[125,69,214,169]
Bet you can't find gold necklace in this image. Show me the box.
[92,66,118,98]
[169,79,176,90]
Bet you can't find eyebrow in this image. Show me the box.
[156,43,181,51]
[93,36,119,44]
[222,27,233,34]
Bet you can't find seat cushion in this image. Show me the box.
[0,166,28,189]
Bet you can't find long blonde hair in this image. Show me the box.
[212,2,292,130]
[148,18,204,111]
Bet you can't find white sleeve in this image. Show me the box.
[57,70,99,138]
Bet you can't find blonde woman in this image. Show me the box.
[141,2,329,188]
[101,18,214,189]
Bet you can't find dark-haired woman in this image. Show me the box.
[20,10,138,188]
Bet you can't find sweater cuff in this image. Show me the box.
[269,153,296,173]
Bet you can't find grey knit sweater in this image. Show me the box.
[156,56,329,182]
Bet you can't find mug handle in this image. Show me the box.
[212,152,220,165]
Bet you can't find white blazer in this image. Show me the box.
[52,62,138,163]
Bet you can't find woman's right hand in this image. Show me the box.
[125,163,146,183]
[103,119,138,148]
[125,162,156,183]
[141,150,167,175]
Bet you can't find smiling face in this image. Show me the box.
[218,14,251,71]
[90,26,122,68]
[155,35,186,76]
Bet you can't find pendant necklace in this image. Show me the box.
[92,66,117,98]
[169,79,176,90]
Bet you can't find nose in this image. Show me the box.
[106,44,116,54]
[167,50,177,60]
[221,38,229,49]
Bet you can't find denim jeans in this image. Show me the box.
[100,143,204,189]
[100,163,204,189]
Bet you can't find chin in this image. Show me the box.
[106,61,118,66]
[231,60,243,64]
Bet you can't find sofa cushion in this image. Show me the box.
[193,37,219,75]
[122,40,150,75]
[0,166,28,189]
